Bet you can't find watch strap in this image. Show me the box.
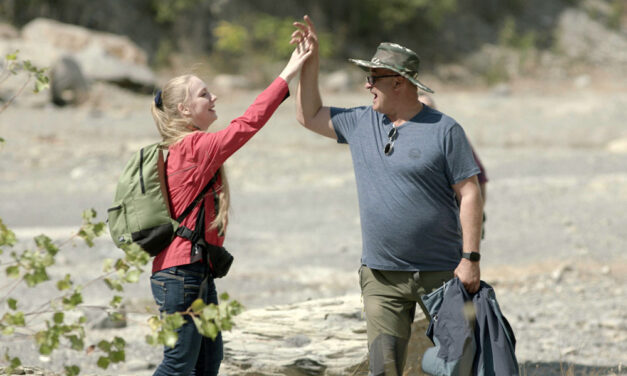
[462,252,481,261]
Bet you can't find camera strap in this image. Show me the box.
[175,172,222,300]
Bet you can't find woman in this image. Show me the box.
[148,42,311,375]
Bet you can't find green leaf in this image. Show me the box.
[39,343,52,355]
[2,326,15,335]
[9,355,21,367]
[6,312,25,326]
[145,334,156,346]
[97,340,111,352]
[102,258,114,272]
[112,336,126,349]
[6,265,19,278]
[219,292,230,301]
[34,234,59,256]
[66,335,84,351]
[110,350,125,363]
[200,305,218,321]
[97,356,110,369]
[166,312,186,329]
[124,269,140,283]
[190,298,205,313]
[53,312,64,324]
[57,274,72,291]
[64,365,80,376]
[110,295,123,308]
[5,50,18,60]
[34,74,49,93]
[7,298,17,310]
[0,219,17,247]
[62,291,83,309]
[163,330,178,348]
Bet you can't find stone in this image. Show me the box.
[0,22,19,39]
[220,294,434,375]
[50,55,89,106]
[0,18,156,92]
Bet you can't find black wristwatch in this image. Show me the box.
[462,252,481,262]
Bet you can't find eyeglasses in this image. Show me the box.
[384,127,397,155]
[366,74,401,85]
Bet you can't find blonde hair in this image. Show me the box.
[151,74,230,235]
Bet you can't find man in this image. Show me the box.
[293,16,483,376]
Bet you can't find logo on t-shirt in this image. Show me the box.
[408,148,421,159]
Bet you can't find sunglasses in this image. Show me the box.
[384,127,398,155]
[366,74,401,85]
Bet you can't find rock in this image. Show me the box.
[50,55,89,106]
[21,18,147,65]
[221,294,434,375]
[556,9,627,67]
[0,22,19,39]
[606,138,627,154]
[0,18,156,92]
[74,43,155,91]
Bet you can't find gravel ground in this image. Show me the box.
[1,77,626,375]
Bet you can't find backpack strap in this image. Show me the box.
[175,170,220,224]
[157,148,173,216]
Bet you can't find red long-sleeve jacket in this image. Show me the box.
[152,77,289,273]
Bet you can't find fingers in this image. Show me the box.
[304,15,316,32]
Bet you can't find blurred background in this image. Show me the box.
[0,0,626,375]
[1,0,626,87]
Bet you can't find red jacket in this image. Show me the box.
[152,77,289,273]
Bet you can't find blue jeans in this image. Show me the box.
[150,262,223,376]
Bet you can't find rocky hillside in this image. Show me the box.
[1,0,625,85]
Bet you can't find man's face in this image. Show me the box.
[365,68,399,113]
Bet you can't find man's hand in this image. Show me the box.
[291,15,319,55]
[454,258,480,293]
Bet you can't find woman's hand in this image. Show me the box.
[278,17,316,83]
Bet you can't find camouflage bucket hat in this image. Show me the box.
[349,42,434,93]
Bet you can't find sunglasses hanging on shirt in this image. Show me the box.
[384,127,397,155]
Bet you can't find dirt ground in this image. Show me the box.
[1,72,626,374]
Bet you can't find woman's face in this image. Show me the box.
[183,76,218,131]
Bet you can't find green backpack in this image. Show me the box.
[107,143,218,256]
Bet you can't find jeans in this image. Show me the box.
[150,262,223,376]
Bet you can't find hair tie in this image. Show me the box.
[154,90,163,109]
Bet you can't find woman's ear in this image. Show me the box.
[177,103,190,116]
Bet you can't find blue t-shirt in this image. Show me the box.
[331,105,480,271]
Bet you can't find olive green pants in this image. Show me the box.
[359,266,454,376]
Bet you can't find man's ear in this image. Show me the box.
[178,103,190,116]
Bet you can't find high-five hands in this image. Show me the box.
[291,15,318,56]
[279,22,314,82]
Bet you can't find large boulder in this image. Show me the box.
[221,294,433,375]
[0,18,156,92]
[49,55,89,106]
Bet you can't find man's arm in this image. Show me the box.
[452,175,483,293]
[293,16,336,139]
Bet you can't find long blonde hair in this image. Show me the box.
[150,74,230,234]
